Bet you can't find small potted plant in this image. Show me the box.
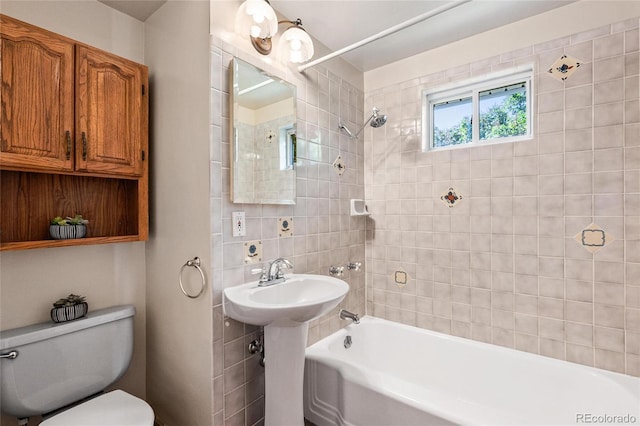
[50,294,88,323]
[49,215,89,239]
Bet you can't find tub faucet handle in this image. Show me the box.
[347,262,361,271]
[329,265,344,277]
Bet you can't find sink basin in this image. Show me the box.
[223,274,349,326]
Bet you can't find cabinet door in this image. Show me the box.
[76,46,147,176]
[0,15,74,172]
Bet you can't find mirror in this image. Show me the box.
[231,58,297,204]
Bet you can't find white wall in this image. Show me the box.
[256,98,295,123]
[144,1,213,424]
[0,1,144,62]
[365,0,640,91]
[0,2,147,424]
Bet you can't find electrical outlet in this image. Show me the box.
[232,212,245,237]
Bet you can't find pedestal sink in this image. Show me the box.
[223,274,349,426]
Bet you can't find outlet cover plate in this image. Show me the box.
[233,212,246,237]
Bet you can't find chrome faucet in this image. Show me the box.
[339,309,360,324]
[258,258,293,286]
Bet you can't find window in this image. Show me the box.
[423,66,533,151]
[279,125,296,170]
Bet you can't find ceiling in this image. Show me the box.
[271,0,575,72]
[98,0,166,21]
[98,0,575,72]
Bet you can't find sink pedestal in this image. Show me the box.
[264,322,308,426]
[223,274,349,425]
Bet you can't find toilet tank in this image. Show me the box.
[0,305,135,418]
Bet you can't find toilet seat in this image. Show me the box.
[40,390,154,426]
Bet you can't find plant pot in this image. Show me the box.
[49,224,87,240]
[50,302,88,323]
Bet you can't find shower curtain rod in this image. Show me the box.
[298,0,472,73]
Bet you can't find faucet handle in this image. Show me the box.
[251,266,268,283]
[347,262,362,271]
[274,259,293,279]
[329,265,344,277]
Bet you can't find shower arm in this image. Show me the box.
[339,111,377,139]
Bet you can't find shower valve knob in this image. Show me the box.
[347,262,361,271]
[329,266,344,277]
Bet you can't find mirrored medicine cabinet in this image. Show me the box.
[230,57,297,205]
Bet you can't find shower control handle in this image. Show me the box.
[347,262,361,271]
[329,265,344,277]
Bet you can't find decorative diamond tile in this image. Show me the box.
[265,129,276,144]
[393,270,409,288]
[573,223,615,253]
[244,240,262,264]
[547,54,582,81]
[333,155,345,176]
[278,217,293,237]
[441,187,463,208]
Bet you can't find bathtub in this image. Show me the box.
[304,316,640,426]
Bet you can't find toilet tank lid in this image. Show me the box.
[0,305,135,350]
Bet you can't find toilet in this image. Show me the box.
[0,305,154,425]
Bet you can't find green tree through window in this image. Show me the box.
[433,88,527,148]
[480,89,527,140]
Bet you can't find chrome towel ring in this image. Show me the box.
[179,257,206,299]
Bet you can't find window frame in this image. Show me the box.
[279,125,296,171]
[422,64,534,152]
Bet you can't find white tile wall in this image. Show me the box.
[365,18,640,378]
[210,36,365,425]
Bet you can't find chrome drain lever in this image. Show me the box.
[344,335,352,349]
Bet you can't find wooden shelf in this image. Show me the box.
[0,170,148,251]
[1,235,144,252]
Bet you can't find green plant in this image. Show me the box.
[53,294,86,308]
[50,215,89,226]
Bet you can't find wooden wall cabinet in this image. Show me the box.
[0,15,149,251]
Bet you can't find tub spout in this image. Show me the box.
[339,309,360,324]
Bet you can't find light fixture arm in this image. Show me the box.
[249,18,311,59]
[278,18,303,27]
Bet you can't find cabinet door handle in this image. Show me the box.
[65,131,71,160]
[82,132,87,160]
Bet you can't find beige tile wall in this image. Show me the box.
[364,18,640,377]
[210,38,366,425]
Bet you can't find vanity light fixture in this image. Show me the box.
[277,19,314,64]
[235,0,279,47]
[235,0,314,63]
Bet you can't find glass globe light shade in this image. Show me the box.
[278,25,314,63]
[235,0,278,39]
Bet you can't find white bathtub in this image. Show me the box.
[304,316,640,426]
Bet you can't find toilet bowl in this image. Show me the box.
[0,305,154,425]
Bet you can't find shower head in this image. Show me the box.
[370,109,387,128]
[338,107,388,139]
